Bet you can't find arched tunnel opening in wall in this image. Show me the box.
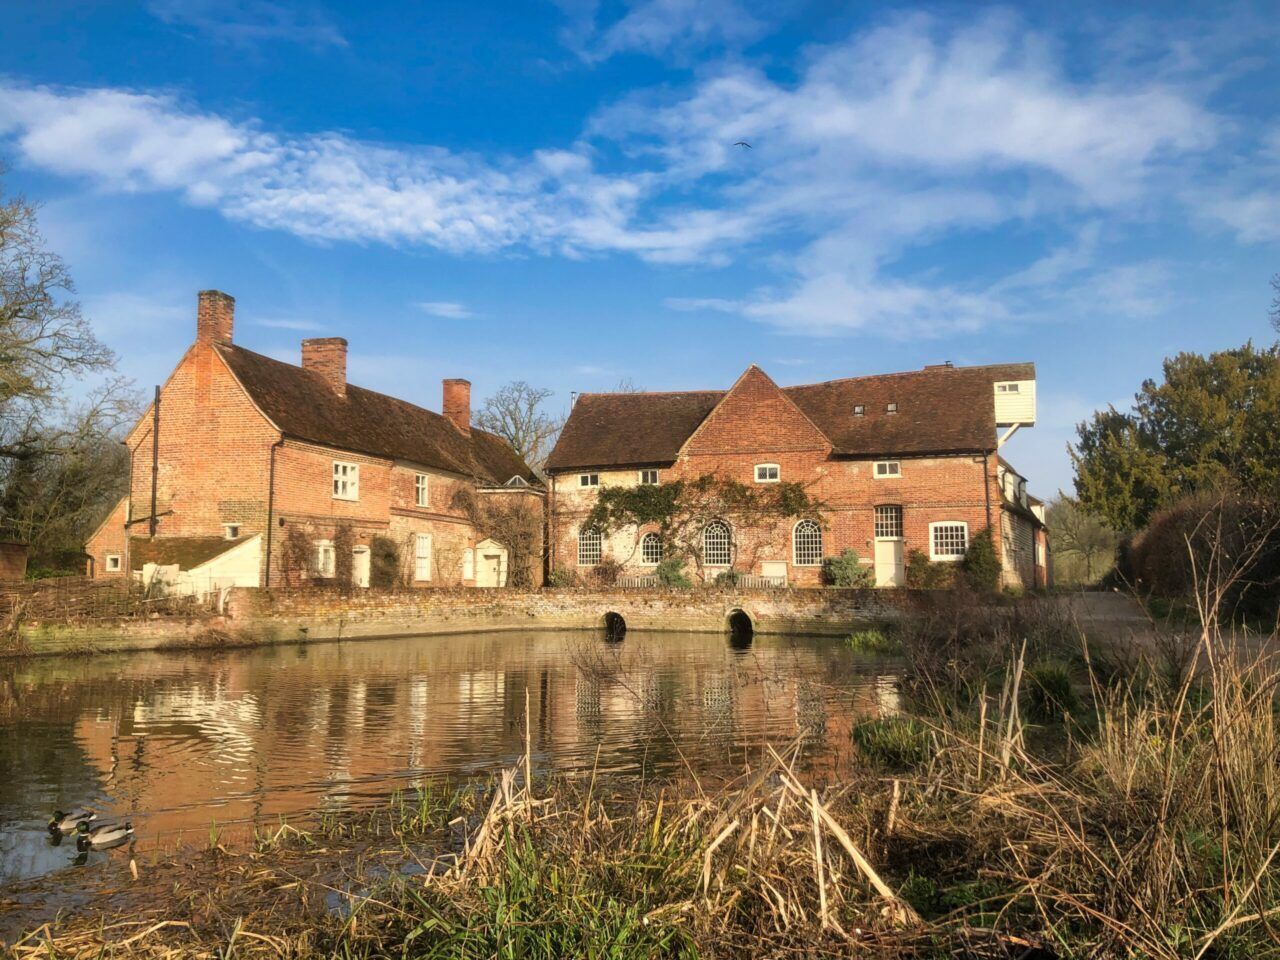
[727,608,753,650]
[603,611,627,643]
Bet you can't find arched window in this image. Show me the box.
[640,532,663,565]
[578,527,602,566]
[793,519,823,566]
[703,520,732,567]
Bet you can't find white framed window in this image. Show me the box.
[639,469,660,485]
[315,540,336,577]
[414,473,429,508]
[463,547,475,580]
[886,402,898,414]
[929,522,969,561]
[578,527,602,566]
[703,520,732,567]
[640,532,663,565]
[105,554,121,572]
[792,519,823,566]
[414,533,433,581]
[854,404,865,416]
[579,473,600,488]
[874,461,901,479]
[754,463,780,483]
[222,523,240,540]
[332,461,359,501]
[997,382,1020,393]
[874,505,903,539]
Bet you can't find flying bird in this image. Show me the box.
[733,140,752,148]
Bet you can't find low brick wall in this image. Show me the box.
[10,586,901,657]
[230,586,900,644]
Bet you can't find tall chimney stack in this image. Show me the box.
[301,337,348,397]
[443,378,471,435]
[196,290,235,344]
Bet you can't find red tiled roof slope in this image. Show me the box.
[217,344,536,485]
[546,362,1034,471]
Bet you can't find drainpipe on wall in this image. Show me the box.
[548,473,556,577]
[982,451,993,533]
[263,438,285,588]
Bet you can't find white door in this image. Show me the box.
[760,560,788,584]
[477,553,503,588]
[351,546,371,588]
[873,539,904,587]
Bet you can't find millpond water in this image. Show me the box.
[0,630,900,885]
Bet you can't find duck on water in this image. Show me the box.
[75,819,134,851]
[48,809,97,834]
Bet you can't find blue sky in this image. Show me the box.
[2,0,1278,496]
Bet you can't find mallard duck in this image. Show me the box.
[48,809,96,834]
[76,819,133,850]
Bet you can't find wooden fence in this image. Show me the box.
[0,576,216,623]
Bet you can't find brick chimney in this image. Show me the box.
[196,290,235,344]
[301,337,348,397]
[443,378,471,435]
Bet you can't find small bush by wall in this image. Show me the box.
[905,549,955,589]
[822,549,874,588]
[961,529,1001,592]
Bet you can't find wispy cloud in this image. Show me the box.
[256,317,326,331]
[417,301,473,320]
[558,0,770,63]
[0,10,1262,341]
[148,0,347,50]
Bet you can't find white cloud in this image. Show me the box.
[256,317,327,331]
[560,0,769,63]
[0,11,1244,340]
[148,0,347,49]
[417,301,473,319]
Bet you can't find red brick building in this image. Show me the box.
[545,363,1048,588]
[86,290,542,592]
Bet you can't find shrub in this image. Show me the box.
[821,549,874,587]
[962,529,1001,592]
[655,558,691,587]
[905,549,955,589]
[1127,491,1280,621]
[845,628,902,655]
[547,567,576,588]
[1022,661,1079,722]
[713,569,740,587]
[590,557,623,586]
[369,536,401,589]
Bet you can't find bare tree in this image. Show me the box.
[0,183,117,459]
[1271,272,1280,333]
[473,380,564,474]
[1047,494,1120,584]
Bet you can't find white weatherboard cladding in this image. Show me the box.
[994,380,1036,426]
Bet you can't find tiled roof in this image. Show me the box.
[131,536,251,570]
[546,391,724,471]
[546,363,1034,471]
[217,344,536,485]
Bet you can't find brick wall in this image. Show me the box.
[551,453,996,586]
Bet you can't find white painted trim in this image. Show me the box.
[754,463,781,483]
[928,521,969,562]
[873,460,902,479]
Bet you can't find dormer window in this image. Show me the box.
[854,404,865,416]
[886,402,898,414]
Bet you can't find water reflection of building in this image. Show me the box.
[12,633,903,859]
